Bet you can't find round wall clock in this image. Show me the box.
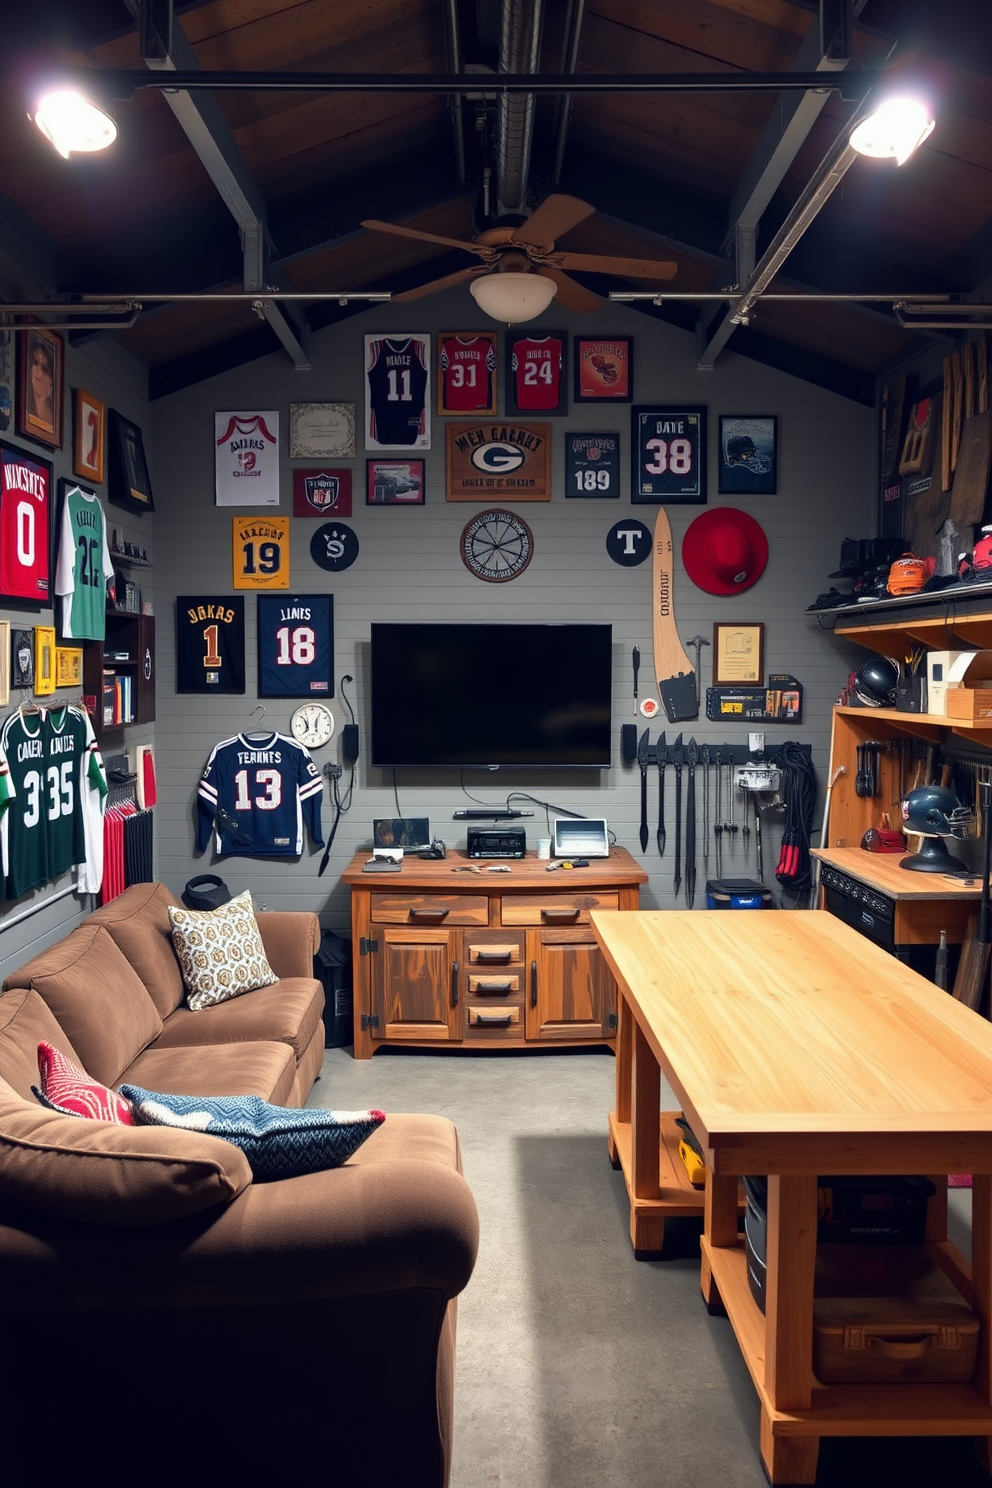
[290,702,335,749]
[460,509,534,583]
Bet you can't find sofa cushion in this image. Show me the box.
[0,1075,251,1225]
[6,925,163,1088]
[168,891,277,1010]
[118,1038,299,1107]
[0,989,88,1101]
[152,976,324,1062]
[34,1041,135,1124]
[88,882,186,1019]
[123,1086,385,1181]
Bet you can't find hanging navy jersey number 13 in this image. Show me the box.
[257,593,333,698]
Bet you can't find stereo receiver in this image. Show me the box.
[466,826,527,859]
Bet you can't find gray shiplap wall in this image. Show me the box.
[0,335,154,979]
[150,292,874,933]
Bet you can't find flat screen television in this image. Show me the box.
[370,622,613,769]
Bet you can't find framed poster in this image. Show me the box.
[506,331,567,416]
[0,441,52,603]
[364,334,431,450]
[55,645,83,688]
[232,515,289,590]
[0,621,8,705]
[446,422,551,501]
[713,622,764,686]
[293,467,352,517]
[564,432,620,498]
[289,402,355,459]
[176,596,246,695]
[215,411,279,506]
[437,332,498,415]
[34,625,56,695]
[574,337,633,402]
[11,628,34,690]
[73,389,106,484]
[107,410,154,514]
[367,459,425,504]
[257,593,333,698]
[16,327,63,449]
[631,406,707,503]
[0,328,14,435]
[718,415,777,495]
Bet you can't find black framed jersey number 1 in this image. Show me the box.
[176,595,246,694]
[257,593,333,698]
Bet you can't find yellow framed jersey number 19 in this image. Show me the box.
[232,515,290,589]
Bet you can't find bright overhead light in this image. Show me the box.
[469,271,557,324]
[32,89,117,159]
[850,97,934,166]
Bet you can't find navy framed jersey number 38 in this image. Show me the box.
[257,593,334,697]
[631,406,707,504]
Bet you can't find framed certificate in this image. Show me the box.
[289,402,356,459]
[713,622,764,685]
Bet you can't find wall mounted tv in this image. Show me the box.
[370,623,613,770]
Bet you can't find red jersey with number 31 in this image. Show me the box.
[511,336,564,411]
[439,335,496,411]
[0,449,50,601]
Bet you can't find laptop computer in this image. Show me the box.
[553,818,610,858]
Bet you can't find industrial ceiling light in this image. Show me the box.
[849,97,934,166]
[33,89,118,159]
[469,271,557,324]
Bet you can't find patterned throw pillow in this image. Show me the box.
[121,1086,385,1181]
[167,890,277,1010]
[33,1041,135,1124]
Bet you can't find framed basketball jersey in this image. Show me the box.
[507,332,567,416]
[257,593,333,697]
[437,333,498,415]
[232,515,290,590]
[0,441,52,603]
[176,594,246,693]
[364,334,431,450]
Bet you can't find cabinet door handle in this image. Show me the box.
[451,959,459,1008]
[410,906,450,921]
[530,959,538,1008]
[541,906,580,923]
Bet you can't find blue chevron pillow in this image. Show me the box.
[120,1086,384,1181]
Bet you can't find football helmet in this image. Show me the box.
[900,784,974,839]
[854,656,899,707]
[724,434,771,474]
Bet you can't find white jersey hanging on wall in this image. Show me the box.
[215,412,280,506]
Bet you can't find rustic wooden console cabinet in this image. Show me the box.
[342,847,646,1059]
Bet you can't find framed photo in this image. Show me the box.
[232,515,289,590]
[34,625,56,696]
[11,628,34,690]
[718,415,777,495]
[713,622,764,686]
[364,335,431,450]
[257,593,333,698]
[367,459,425,505]
[0,621,9,706]
[506,331,567,416]
[0,329,14,436]
[0,442,52,603]
[16,328,63,449]
[289,402,355,459]
[632,406,707,503]
[565,432,620,498]
[437,332,498,415]
[107,410,154,514]
[55,645,83,688]
[574,337,633,402]
[293,467,352,517]
[73,389,106,484]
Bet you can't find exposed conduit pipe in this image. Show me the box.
[552,0,586,186]
[496,0,545,216]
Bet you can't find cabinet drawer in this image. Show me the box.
[465,935,524,966]
[501,891,620,926]
[370,892,488,926]
[467,972,522,996]
[467,1005,521,1034]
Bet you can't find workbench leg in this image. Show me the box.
[701,1166,738,1313]
[972,1172,992,1478]
[759,1418,818,1486]
[629,1017,663,1257]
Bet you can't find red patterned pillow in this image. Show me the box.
[34,1041,135,1125]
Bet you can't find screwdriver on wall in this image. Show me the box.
[632,646,640,715]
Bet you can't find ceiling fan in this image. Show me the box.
[360,193,678,318]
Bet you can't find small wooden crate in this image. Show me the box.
[946,687,992,721]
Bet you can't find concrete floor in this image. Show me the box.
[314,1045,983,1488]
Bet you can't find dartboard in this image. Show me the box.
[459,509,534,583]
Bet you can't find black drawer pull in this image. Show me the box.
[476,1012,513,1027]
[541,906,581,923]
[475,948,512,963]
[410,906,450,921]
[531,959,538,1008]
[476,980,514,995]
[451,960,459,1007]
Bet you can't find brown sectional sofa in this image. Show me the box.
[0,883,479,1487]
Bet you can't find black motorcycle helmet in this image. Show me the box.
[854,655,899,707]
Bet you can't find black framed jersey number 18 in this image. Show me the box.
[257,593,333,698]
[631,406,707,503]
[232,515,290,589]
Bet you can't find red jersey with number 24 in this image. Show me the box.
[511,336,564,411]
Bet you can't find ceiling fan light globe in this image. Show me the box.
[470,271,557,324]
[33,89,117,159]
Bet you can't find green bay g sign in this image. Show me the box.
[446,422,550,501]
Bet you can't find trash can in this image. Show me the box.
[314,929,353,1048]
[705,877,774,909]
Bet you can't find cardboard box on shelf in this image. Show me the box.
[945,687,992,721]
[926,650,992,715]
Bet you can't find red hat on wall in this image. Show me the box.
[681,507,769,595]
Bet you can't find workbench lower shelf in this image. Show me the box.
[608,1109,714,1255]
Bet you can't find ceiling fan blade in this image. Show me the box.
[554,251,678,281]
[360,219,489,258]
[392,267,484,303]
[512,194,596,247]
[541,268,603,314]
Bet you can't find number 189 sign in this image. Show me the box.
[632,406,707,503]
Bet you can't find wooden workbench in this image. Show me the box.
[813,846,981,945]
[591,906,992,1485]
